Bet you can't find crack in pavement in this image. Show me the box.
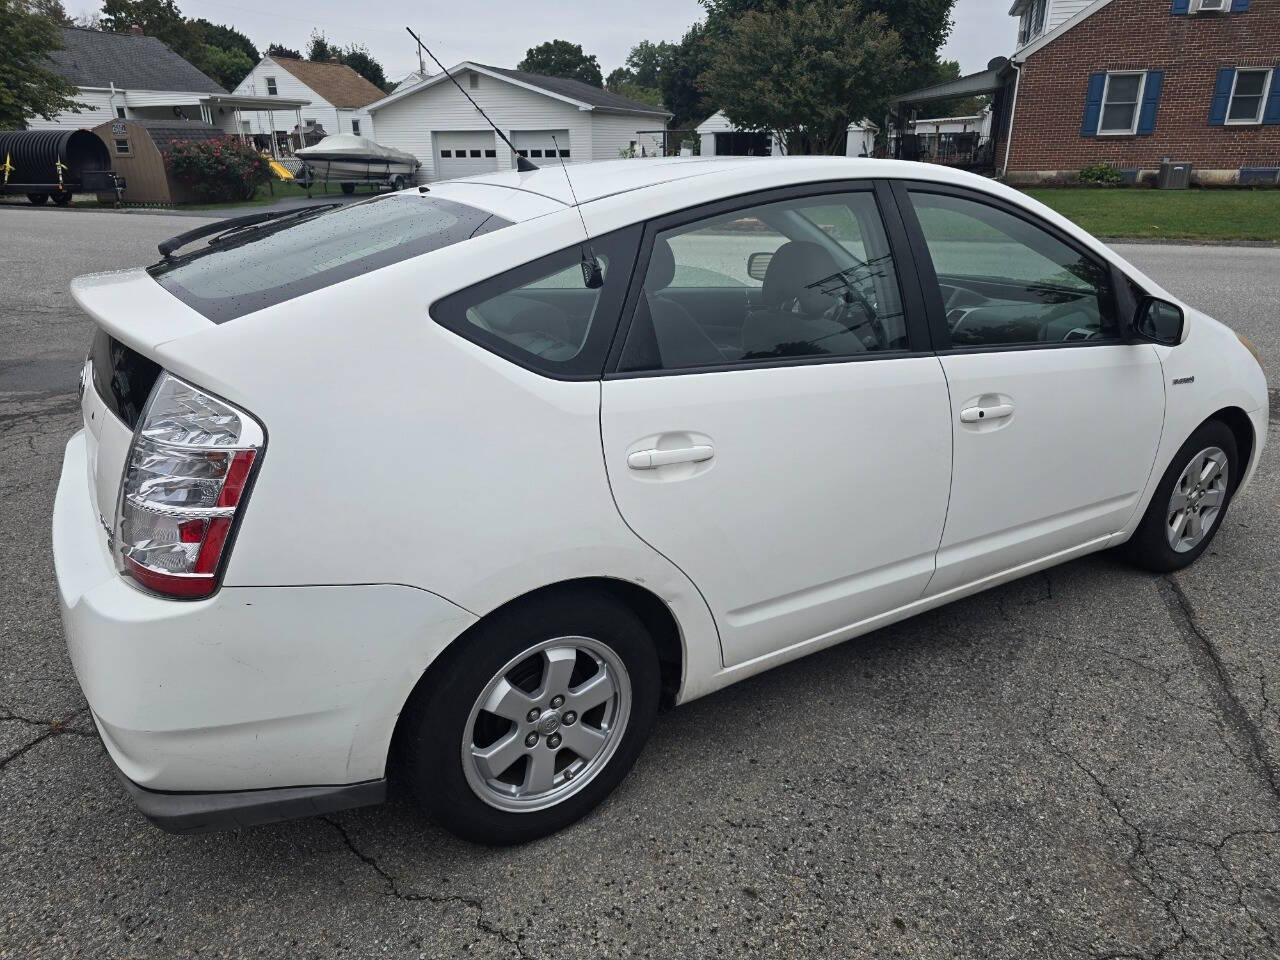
[0,706,95,773]
[1041,728,1193,960]
[321,816,536,960]
[1161,575,1280,802]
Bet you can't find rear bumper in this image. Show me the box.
[113,764,385,834]
[54,429,476,808]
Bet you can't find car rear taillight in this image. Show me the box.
[115,373,264,599]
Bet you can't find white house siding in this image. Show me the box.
[232,57,372,140]
[1047,0,1093,29]
[24,89,118,130]
[591,112,662,159]
[370,72,595,182]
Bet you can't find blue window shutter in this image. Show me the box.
[1171,0,1190,13]
[1082,73,1106,137]
[1230,0,1250,11]
[1137,71,1164,134]
[1209,68,1234,125]
[1264,70,1280,124]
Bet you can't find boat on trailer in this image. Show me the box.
[295,135,420,193]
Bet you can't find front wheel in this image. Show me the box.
[400,590,659,844]
[340,182,356,195]
[1121,419,1239,572]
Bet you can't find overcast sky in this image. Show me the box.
[71,0,1018,86]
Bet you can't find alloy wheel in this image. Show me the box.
[1166,446,1229,553]
[462,636,631,812]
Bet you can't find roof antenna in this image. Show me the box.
[405,27,537,172]
[551,133,603,289]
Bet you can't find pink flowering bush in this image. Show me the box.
[164,138,271,202]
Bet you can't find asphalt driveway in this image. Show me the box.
[1,206,1278,959]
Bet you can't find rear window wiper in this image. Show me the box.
[156,203,344,260]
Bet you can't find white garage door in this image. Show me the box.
[435,131,498,180]
[512,129,571,163]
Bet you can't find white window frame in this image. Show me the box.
[351,118,361,136]
[265,77,278,96]
[1193,0,1227,11]
[1226,68,1273,125]
[1097,71,1147,136]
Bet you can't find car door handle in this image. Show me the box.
[959,402,1014,423]
[627,444,715,470]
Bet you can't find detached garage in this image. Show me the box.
[368,62,669,182]
[435,130,498,178]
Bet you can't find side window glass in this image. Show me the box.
[619,191,907,372]
[432,227,639,378]
[908,191,1116,347]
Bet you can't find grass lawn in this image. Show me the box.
[179,179,376,210]
[1023,187,1280,243]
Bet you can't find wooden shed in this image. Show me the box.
[90,118,226,204]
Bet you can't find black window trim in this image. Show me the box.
[603,178,933,380]
[887,179,1136,355]
[429,224,644,382]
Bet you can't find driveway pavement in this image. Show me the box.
[1,207,1278,959]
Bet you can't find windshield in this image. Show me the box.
[150,194,509,323]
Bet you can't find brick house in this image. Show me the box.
[892,0,1280,184]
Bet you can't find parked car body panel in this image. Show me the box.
[53,157,1269,821]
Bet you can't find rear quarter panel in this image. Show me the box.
[154,206,721,697]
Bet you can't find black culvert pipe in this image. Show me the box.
[0,129,112,190]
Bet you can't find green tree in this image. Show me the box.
[307,29,337,62]
[700,0,955,115]
[0,0,84,129]
[197,42,253,89]
[659,22,711,131]
[191,19,256,89]
[702,0,903,154]
[99,0,202,61]
[306,31,388,91]
[339,44,387,91]
[517,40,602,87]
[624,40,675,89]
[267,42,302,59]
[30,0,71,23]
[193,19,257,62]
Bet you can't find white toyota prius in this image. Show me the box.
[54,157,1267,843]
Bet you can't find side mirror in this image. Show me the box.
[747,251,773,282]
[1134,296,1184,346]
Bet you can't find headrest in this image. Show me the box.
[644,237,677,292]
[761,241,842,313]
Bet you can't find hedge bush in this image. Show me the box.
[1078,164,1124,186]
[164,138,272,202]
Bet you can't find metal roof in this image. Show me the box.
[48,27,227,95]
[370,61,670,117]
[473,64,671,116]
[890,62,1010,107]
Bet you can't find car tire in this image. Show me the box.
[1121,419,1239,573]
[400,588,660,844]
[51,189,73,206]
[390,175,406,192]
[340,182,356,195]
[27,192,49,205]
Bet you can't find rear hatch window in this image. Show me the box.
[149,194,509,323]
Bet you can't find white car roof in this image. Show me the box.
[445,156,1003,208]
